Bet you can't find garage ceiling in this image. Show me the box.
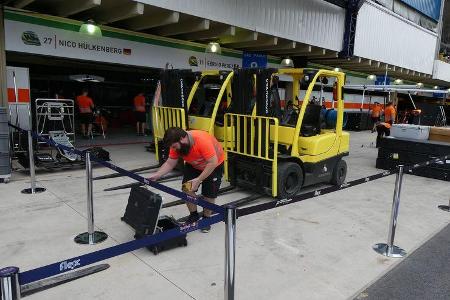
[3,0,447,86]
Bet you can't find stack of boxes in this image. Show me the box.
[0,107,11,182]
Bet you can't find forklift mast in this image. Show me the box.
[160,69,195,109]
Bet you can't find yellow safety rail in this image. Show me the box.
[224,113,279,197]
[152,106,186,161]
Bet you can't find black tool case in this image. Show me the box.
[147,216,188,255]
[376,137,450,181]
[121,186,187,255]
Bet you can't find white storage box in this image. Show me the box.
[390,124,430,140]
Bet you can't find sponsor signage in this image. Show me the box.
[242,52,268,68]
[5,12,246,70]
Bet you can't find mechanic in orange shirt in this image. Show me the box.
[376,122,391,148]
[370,102,382,132]
[384,102,396,125]
[148,127,224,232]
[76,88,95,138]
[133,92,146,136]
[375,102,396,147]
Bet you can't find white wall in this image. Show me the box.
[433,60,450,82]
[354,1,437,74]
[138,0,346,51]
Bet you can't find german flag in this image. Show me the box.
[123,48,131,55]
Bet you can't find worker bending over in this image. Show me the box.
[148,127,224,233]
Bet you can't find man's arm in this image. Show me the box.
[148,157,178,181]
[189,155,218,192]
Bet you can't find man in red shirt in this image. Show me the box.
[76,88,95,138]
[148,127,224,232]
[134,92,146,136]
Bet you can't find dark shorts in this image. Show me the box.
[79,113,94,124]
[135,111,146,123]
[371,116,380,123]
[376,124,390,136]
[182,163,223,199]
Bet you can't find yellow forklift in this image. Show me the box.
[152,69,234,161]
[223,68,350,198]
[152,67,349,199]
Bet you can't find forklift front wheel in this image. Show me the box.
[331,159,347,186]
[277,162,303,199]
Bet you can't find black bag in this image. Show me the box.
[121,187,188,255]
[85,147,110,161]
[148,216,188,255]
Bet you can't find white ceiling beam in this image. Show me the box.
[226,37,278,49]
[124,11,180,31]
[98,2,144,24]
[306,50,339,59]
[177,25,235,41]
[220,31,258,44]
[334,57,363,65]
[55,0,101,17]
[13,0,34,8]
[154,19,210,36]
[270,44,311,55]
[248,41,296,52]
[291,47,326,57]
[352,58,372,66]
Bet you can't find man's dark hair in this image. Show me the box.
[82,88,89,94]
[163,127,187,147]
[386,102,393,106]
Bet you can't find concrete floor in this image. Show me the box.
[1,131,449,300]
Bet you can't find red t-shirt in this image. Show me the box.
[76,95,94,113]
[169,130,225,170]
[134,95,146,112]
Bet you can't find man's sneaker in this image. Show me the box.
[184,213,200,224]
[201,224,211,233]
[201,216,211,233]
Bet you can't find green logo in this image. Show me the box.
[188,56,198,66]
[21,31,41,46]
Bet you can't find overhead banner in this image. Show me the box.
[4,11,246,71]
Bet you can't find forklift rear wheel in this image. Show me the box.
[277,162,303,198]
[331,159,347,186]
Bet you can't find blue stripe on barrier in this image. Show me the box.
[19,214,223,285]
[8,123,225,215]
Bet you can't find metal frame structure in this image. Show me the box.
[35,98,75,144]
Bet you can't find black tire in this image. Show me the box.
[277,162,303,199]
[331,159,347,186]
[151,247,159,255]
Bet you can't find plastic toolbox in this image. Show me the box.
[390,124,430,140]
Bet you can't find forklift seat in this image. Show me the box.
[300,104,322,137]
